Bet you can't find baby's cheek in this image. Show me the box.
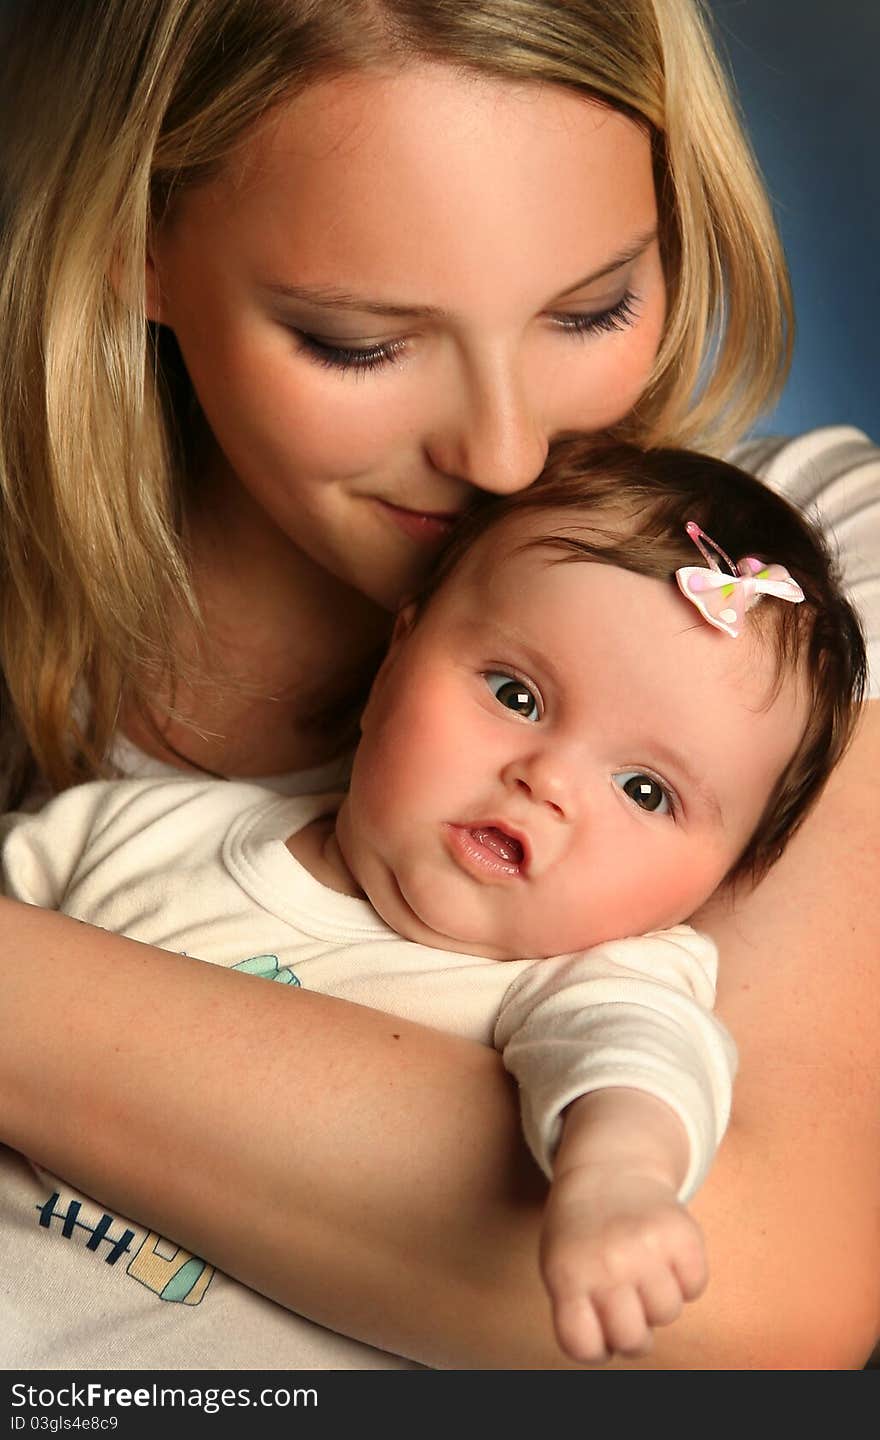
[634,849,727,930]
[359,693,460,812]
[556,852,719,953]
[393,672,473,756]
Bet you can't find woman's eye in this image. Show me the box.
[484,672,541,722]
[551,290,640,338]
[291,329,406,374]
[613,770,674,816]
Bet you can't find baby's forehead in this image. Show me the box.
[430,503,798,694]
[442,505,599,594]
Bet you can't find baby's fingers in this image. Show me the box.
[671,1223,709,1301]
[591,1284,653,1359]
[551,1282,652,1364]
[637,1264,686,1328]
[636,1215,707,1326]
[552,1294,612,1366]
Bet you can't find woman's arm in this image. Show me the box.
[634,698,880,1370]
[2,897,567,1368]
[4,707,880,1369]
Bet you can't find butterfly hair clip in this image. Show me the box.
[675,521,805,638]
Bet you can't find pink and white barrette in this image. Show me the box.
[675,521,805,638]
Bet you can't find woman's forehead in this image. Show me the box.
[188,63,658,310]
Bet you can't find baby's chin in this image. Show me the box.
[375,893,610,961]
[366,867,711,960]
[375,895,519,960]
[342,841,521,959]
[365,870,616,960]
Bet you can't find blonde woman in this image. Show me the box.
[1,0,878,1369]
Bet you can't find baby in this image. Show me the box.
[0,440,865,1368]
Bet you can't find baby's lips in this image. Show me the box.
[444,819,533,881]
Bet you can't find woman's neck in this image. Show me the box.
[123,448,392,778]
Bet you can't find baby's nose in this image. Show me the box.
[501,753,574,818]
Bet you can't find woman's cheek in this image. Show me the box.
[271,368,412,474]
[215,318,403,469]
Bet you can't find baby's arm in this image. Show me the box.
[542,1087,705,1363]
[495,927,736,1364]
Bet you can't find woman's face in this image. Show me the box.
[149,64,666,609]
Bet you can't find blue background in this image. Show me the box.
[708,0,879,440]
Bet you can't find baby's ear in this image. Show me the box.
[359,602,417,731]
[387,601,417,653]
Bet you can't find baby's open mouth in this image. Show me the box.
[444,822,529,882]
[469,826,524,865]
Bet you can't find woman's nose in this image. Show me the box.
[423,357,550,495]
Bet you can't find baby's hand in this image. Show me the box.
[540,1164,708,1364]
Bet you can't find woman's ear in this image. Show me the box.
[108,236,164,323]
[143,244,163,323]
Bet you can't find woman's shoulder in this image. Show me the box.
[730,424,879,511]
[731,425,880,699]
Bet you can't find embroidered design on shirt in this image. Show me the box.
[37,1192,135,1265]
[35,1193,214,1305]
[232,953,301,985]
[127,1233,213,1305]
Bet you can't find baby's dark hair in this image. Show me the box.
[418,438,867,887]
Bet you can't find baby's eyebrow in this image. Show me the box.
[645,738,724,825]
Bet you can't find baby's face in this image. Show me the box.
[336,510,809,959]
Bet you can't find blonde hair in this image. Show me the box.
[0,0,793,799]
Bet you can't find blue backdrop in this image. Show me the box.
[708,0,879,440]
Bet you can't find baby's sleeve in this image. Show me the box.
[0,781,124,909]
[494,925,737,1202]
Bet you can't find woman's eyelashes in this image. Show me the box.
[287,289,641,374]
[550,290,641,339]
[484,670,542,722]
[613,770,677,818]
[290,329,407,374]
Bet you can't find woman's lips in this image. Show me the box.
[444,823,529,881]
[375,498,462,544]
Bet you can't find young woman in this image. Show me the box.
[1,0,878,1368]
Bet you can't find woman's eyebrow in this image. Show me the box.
[260,228,658,321]
[262,282,449,321]
[550,228,658,302]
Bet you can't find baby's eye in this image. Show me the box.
[484,671,541,722]
[613,771,673,816]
